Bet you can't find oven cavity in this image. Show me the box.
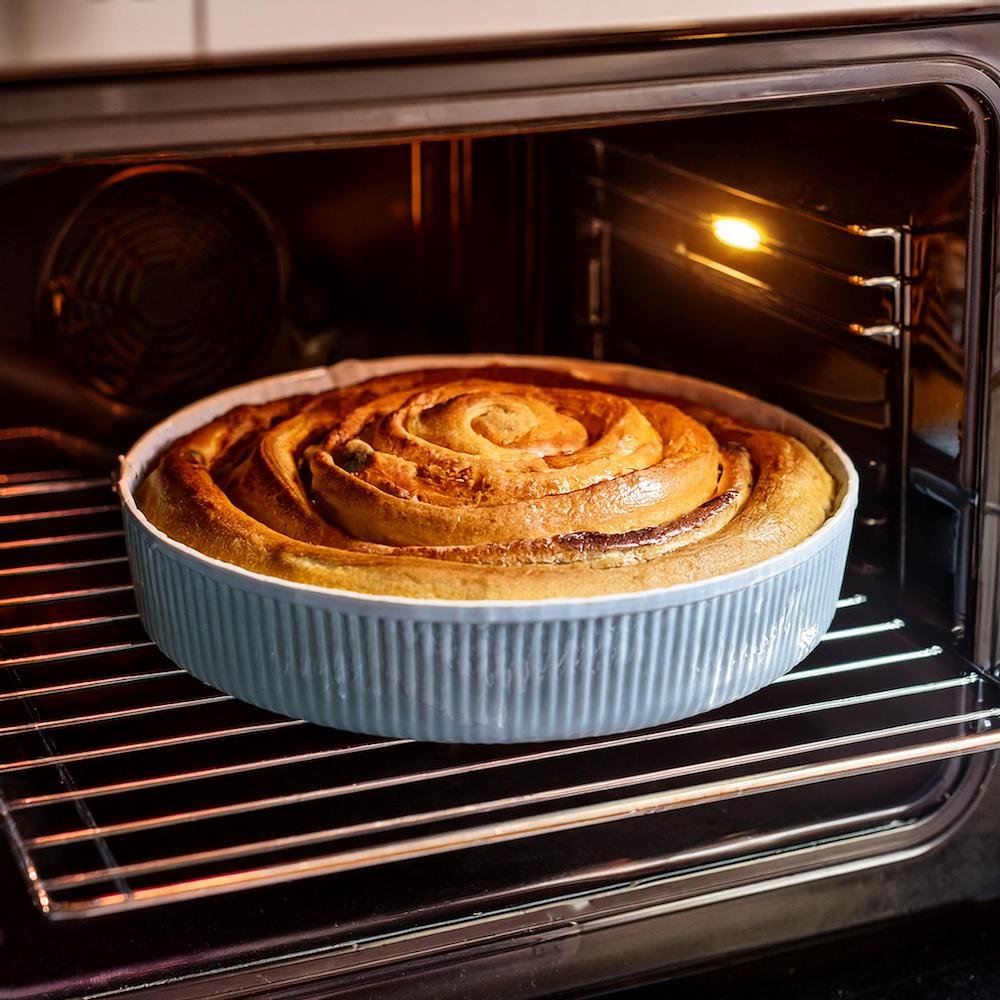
[0,86,997,951]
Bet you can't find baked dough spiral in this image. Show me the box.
[136,364,835,599]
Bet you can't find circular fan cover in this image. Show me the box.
[40,165,283,408]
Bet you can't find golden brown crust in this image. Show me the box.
[135,364,836,599]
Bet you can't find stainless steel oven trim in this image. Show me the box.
[0,44,999,160]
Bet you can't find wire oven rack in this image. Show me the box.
[2,432,1000,919]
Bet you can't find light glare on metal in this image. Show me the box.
[712,217,763,251]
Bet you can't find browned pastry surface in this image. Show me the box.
[135,364,836,599]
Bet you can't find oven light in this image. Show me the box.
[712,217,763,251]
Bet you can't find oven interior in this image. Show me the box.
[1,83,998,994]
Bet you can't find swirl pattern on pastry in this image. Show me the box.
[136,364,835,599]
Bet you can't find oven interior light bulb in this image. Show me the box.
[712,216,763,251]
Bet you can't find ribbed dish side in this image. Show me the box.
[125,512,850,743]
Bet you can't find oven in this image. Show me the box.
[3,5,1000,997]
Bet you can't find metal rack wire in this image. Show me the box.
[1,444,999,919]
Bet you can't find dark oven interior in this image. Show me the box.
[1,81,999,997]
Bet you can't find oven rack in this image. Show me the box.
[1,439,1000,918]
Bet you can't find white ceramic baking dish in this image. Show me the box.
[119,355,859,743]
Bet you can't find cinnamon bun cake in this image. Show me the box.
[136,364,836,600]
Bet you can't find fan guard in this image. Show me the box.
[39,165,283,408]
